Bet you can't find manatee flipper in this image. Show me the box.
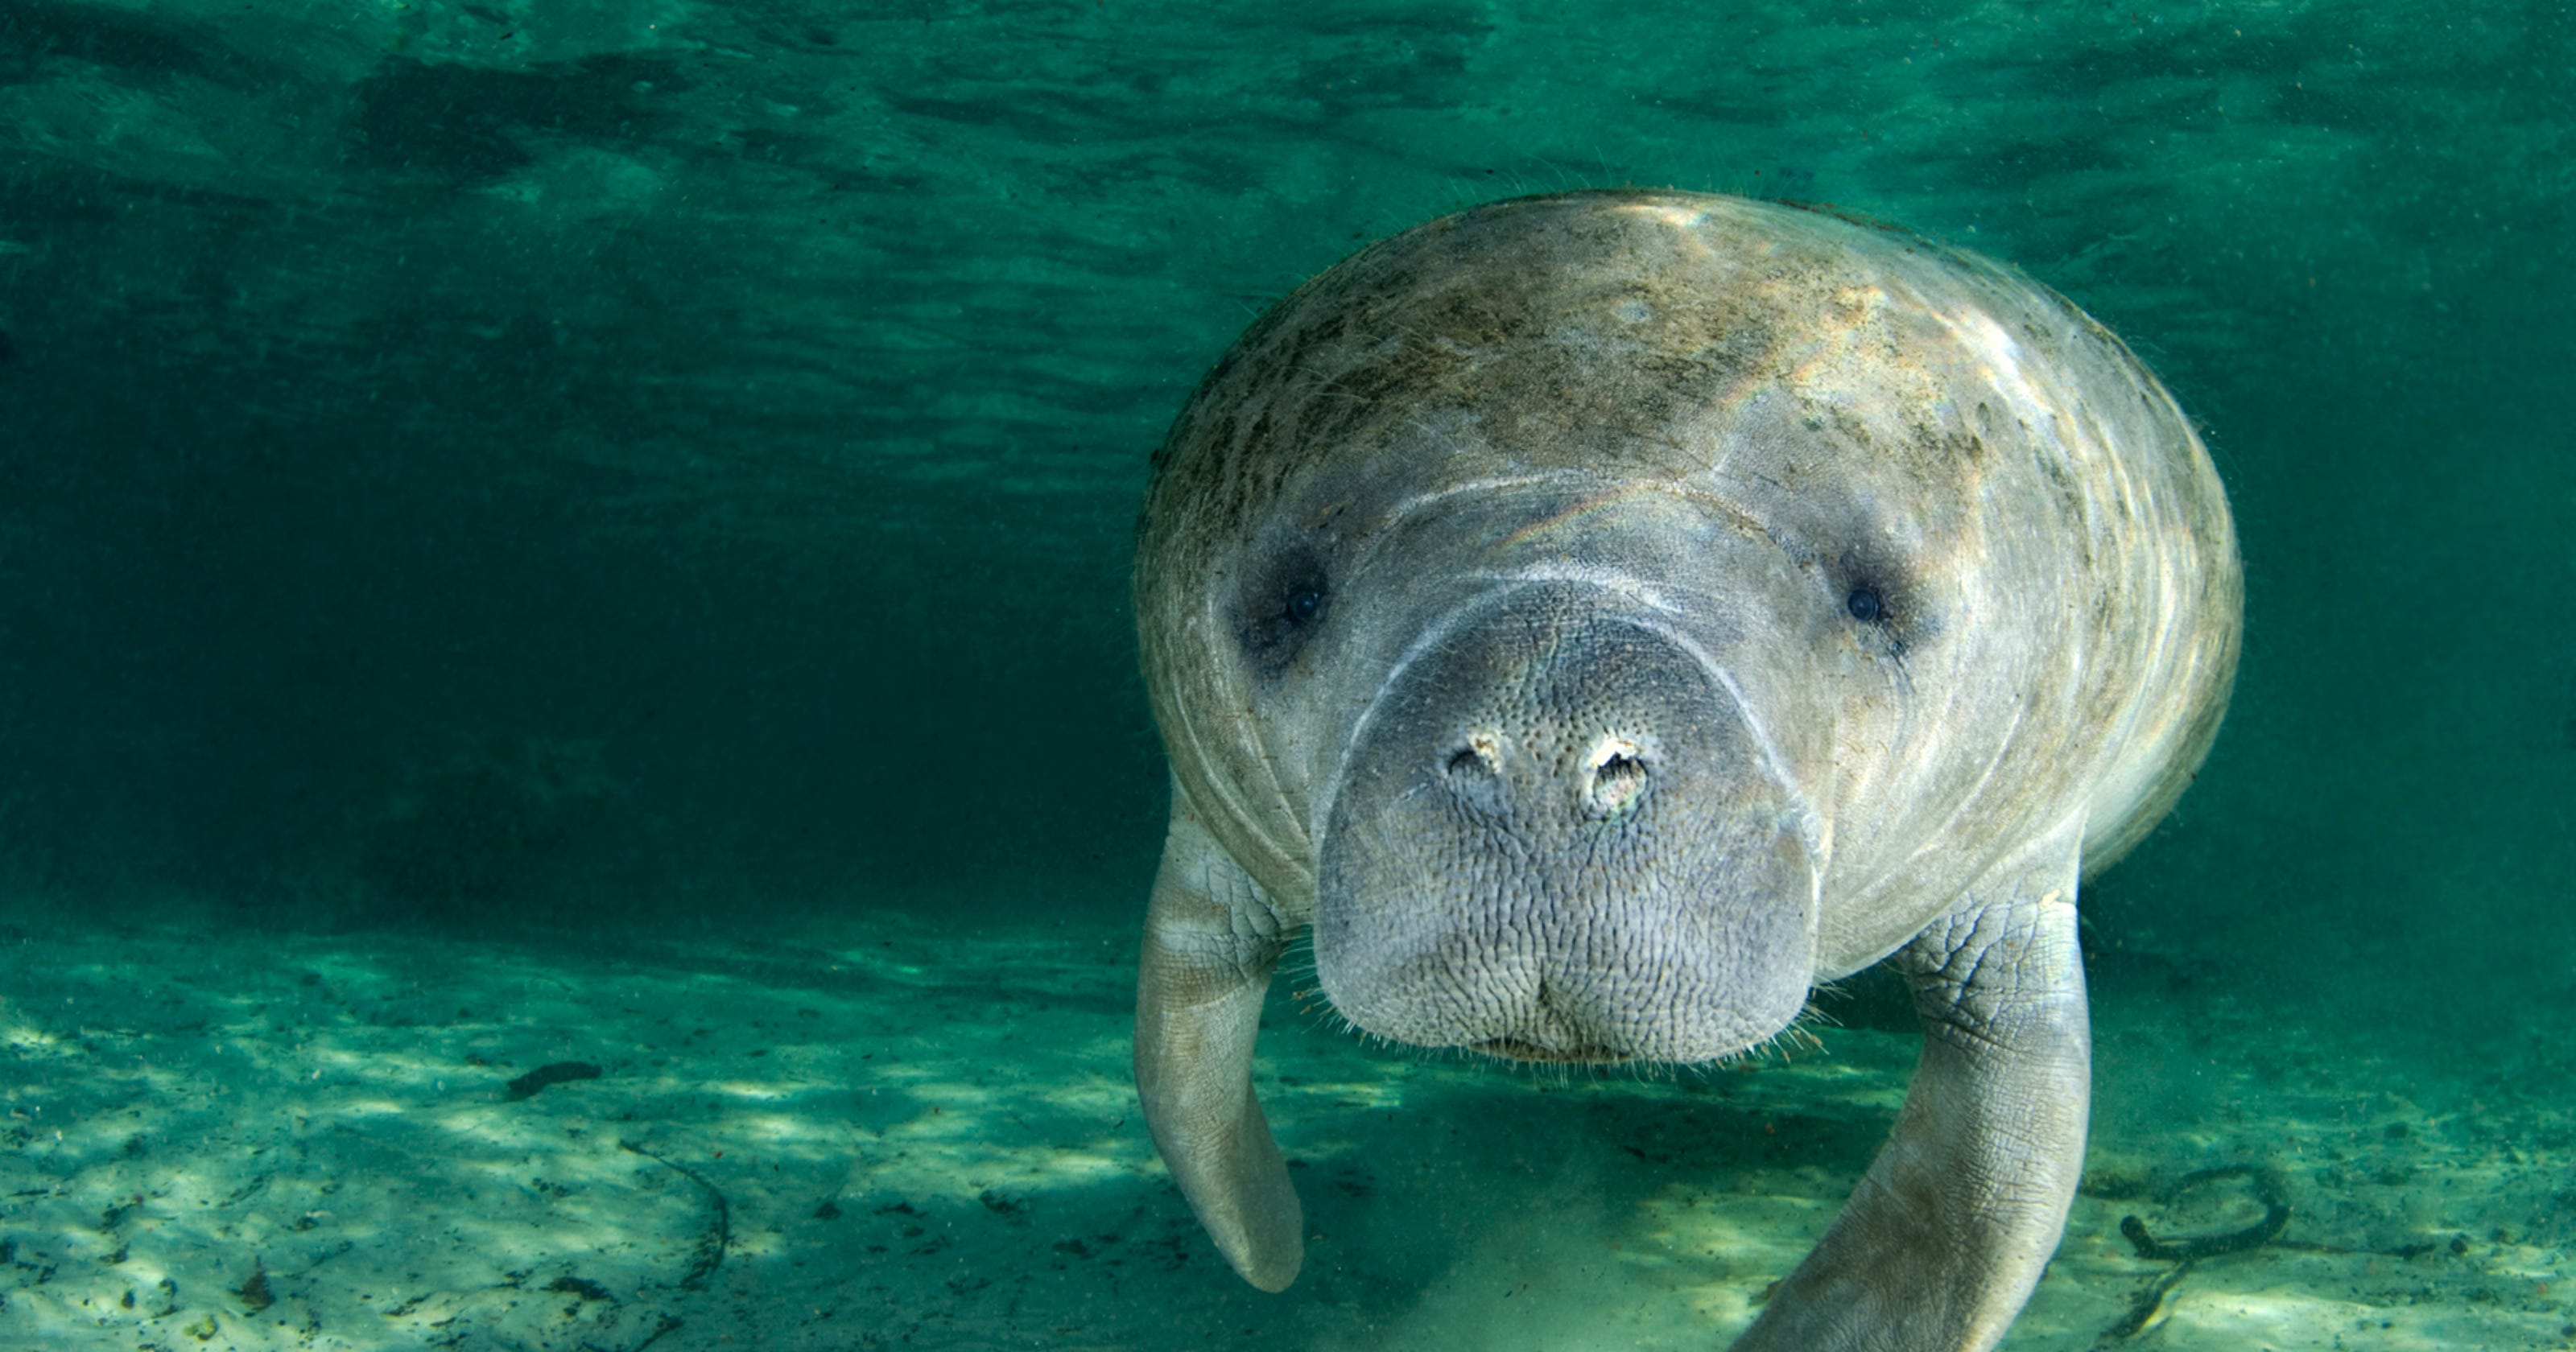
[1133,789,1302,1292]
[1735,814,2091,1352]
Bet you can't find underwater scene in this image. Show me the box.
[0,2,2570,1349]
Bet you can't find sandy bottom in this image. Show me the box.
[1,894,2569,1351]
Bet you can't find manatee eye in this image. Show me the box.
[1240,551,1330,680]
[1846,587,1883,623]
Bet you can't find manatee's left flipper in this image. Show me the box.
[1734,814,2091,1352]
[1133,789,1302,1292]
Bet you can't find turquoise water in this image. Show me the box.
[0,3,2569,1349]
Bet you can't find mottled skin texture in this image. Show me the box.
[1131,191,2240,1349]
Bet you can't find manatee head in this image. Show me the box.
[1298,483,1831,1066]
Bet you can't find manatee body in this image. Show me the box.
[1130,190,2240,1350]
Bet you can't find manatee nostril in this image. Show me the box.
[1582,737,1651,817]
[1442,732,1508,814]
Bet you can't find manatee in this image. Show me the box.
[1129,190,2240,1350]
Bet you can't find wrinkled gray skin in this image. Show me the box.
[1131,191,2240,1350]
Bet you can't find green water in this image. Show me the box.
[0,3,2570,1349]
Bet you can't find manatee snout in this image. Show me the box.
[1315,583,1818,1064]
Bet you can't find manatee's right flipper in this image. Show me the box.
[1133,790,1302,1292]
[1734,814,2091,1352]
